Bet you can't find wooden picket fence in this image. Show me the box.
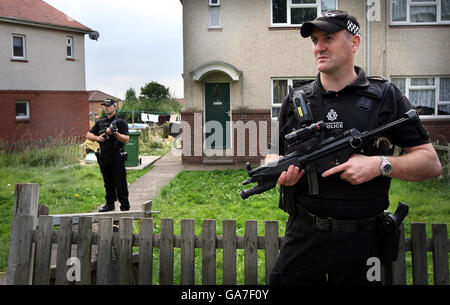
[7,184,449,285]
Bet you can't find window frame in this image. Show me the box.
[66,36,74,58]
[209,0,220,6]
[271,77,315,119]
[390,0,450,25]
[209,6,221,28]
[12,34,26,60]
[15,101,30,120]
[270,0,338,27]
[391,76,450,118]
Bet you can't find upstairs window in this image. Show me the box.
[210,7,221,27]
[66,36,73,58]
[12,35,26,59]
[271,0,337,26]
[391,0,450,25]
[16,101,30,120]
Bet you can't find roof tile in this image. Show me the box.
[0,0,91,31]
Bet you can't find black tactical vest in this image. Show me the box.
[279,76,395,219]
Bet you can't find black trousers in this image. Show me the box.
[98,152,130,210]
[269,214,382,285]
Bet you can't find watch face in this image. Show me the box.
[383,163,392,174]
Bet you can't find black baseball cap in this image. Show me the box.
[300,10,361,38]
[101,99,117,106]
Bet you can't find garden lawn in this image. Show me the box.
[150,169,449,284]
[0,164,152,274]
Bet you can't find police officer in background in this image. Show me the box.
[86,99,130,212]
[269,11,442,285]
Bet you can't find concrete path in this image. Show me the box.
[127,152,243,210]
[127,152,183,210]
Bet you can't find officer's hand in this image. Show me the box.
[106,127,113,135]
[264,154,282,164]
[97,134,106,142]
[277,165,304,186]
[321,154,380,185]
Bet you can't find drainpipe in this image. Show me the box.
[366,0,371,76]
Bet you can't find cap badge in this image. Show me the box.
[347,20,361,35]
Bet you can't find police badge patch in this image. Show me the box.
[325,108,344,129]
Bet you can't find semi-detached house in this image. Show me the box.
[0,0,97,143]
[181,0,450,165]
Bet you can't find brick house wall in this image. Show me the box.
[0,90,89,143]
[181,110,274,165]
[423,121,450,144]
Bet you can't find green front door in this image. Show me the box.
[205,83,230,149]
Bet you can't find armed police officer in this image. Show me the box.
[86,99,131,212]
[269,10,442,285]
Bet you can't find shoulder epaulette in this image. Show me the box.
[367,75,388,82]
[293,79,314,89]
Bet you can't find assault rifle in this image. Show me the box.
[99,119,118,140]
[240,90,429,199]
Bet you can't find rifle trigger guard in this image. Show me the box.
[350,136,362,149]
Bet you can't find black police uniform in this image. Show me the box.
[89,114,130,211]
[269,66,430,285]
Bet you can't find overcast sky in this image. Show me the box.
[44,0,183,99]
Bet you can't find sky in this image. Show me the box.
[44,0,183,99]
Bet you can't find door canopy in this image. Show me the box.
[191,61,242,81]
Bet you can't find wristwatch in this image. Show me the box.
[379,156,392,177]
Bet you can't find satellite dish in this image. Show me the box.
[89,31,100,41]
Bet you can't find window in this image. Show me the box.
[210,6,221,27]
[209,0,220,6]
[391,0,450,24]
[271,78,314,119]
[271,0,337,26]
[66,37,73,58]
[12,35,26,59]
[391,76,450,116]
[16,101,30,120]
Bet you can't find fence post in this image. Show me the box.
[138,217,154,285]
[244,220,258,285]
[202,219,216,285]
[265,221,279,285]
[432,224,449,285]
[391,224,407,285]
[77,216,93,285]
[181,219,195,285]
[411,223,428,285]
[7,183,40,285]
[160,218,174,285]
[223,220,237,285]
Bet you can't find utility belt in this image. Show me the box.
[296,205,381,232]
[296,202,409,265]
[95,148,128,163]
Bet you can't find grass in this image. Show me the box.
[0,164,152,275]
[148,170,449,285]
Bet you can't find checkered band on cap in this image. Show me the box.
[347,20,361,36]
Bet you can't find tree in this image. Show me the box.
[125,87,138,102]
[140,81,170,100]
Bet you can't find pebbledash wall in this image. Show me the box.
[0,90,89,142]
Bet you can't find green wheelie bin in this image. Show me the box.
[125,129,141,167]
